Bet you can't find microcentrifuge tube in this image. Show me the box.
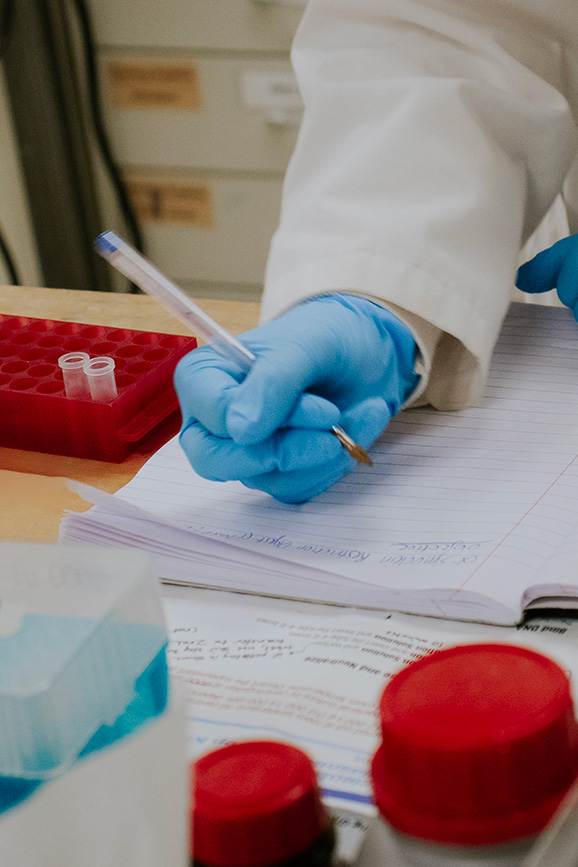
[83,356,118,402]
[58,352,91,400]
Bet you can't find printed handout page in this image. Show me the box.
[162,586,578,816]
[61,304,578,623]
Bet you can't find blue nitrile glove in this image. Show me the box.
[516,234,578,317]
[174,294,419,503]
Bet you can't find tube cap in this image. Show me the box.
[372,643,578,845]
[192,741,329,867]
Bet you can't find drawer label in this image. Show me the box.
[125,177,214,227]
[107,60,202,111]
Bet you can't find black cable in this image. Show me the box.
[0,0,20,284]
[0,0,14,60]
[0,224,21,285]
[71,0,146,275]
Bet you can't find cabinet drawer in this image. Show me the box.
[129,172,283,286]
[102,53,301,173]
[89,0,304,51]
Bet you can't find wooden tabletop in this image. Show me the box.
[0,285,260,543]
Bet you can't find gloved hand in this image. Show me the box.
[516,234,578,317]
[174,294,419,503]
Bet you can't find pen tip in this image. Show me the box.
[349,445,373,466]
[330,426,373,466]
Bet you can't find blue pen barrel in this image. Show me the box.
[95,230,258,371]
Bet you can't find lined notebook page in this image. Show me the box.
[113,304,578,614]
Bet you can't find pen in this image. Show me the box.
[94,231,372,466]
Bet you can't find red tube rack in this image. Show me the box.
[0,314,197,461]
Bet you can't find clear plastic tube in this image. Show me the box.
[83,356,118,402]
[58,352,90,400]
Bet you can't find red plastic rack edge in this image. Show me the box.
[0,314,197,461]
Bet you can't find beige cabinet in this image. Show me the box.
[91,0,304,52]
[128,172,285,298]
[90,0,304,300]
[101,53,301,173]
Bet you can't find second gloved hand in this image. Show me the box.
[516,233,578,316]
[174,294,419,502]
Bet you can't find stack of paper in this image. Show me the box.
[61,304,578,626]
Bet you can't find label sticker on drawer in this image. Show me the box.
[107,60,202,111]
[240,68,303,125]
[125,177,214,227]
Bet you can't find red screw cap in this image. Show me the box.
[191,741,329,867]
[372,643,578,845]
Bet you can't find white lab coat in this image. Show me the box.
[260,0,578,409]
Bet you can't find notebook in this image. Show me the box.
[60,303,578,626]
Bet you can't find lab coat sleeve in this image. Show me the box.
[563,157,578,236]
[260,0,578,409]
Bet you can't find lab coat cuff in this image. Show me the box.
[360,300,441,410]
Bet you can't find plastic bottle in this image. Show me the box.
[0,542,187,867]
[190,740,336,867]
[357,642,578,867]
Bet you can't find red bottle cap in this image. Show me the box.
[372,643,578,845]
[191,741,329,867]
